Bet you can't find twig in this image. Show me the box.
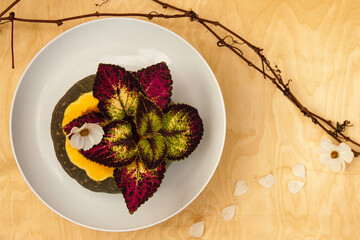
[0,0,20,17]
[10,12,14,68]
[0,12,189,26]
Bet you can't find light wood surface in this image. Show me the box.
[2,0,360,239]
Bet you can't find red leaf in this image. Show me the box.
[113,158,166,214]
[93,64,143,120]
[81,120,137,167]
[63,111,104,135]
[134,62,173,110]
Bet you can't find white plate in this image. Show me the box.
[10,18,226,232]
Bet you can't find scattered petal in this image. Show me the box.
[291,164,305,179]
[288,180,305,194]
[221,205,236,221]
[234,180,248,196]
[189,221,204,238]
[258,174,275,188]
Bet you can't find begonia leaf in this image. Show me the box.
[134,62,172,110]
[138,133,167,169]
[93,64,143,121]
[113,158,166,214]
[160,104,204,160]
[81,120,137,167]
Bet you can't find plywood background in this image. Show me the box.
[1,0,360,239]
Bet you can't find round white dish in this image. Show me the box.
[10,18,226,232]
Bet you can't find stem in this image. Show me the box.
[0,12,189,25]
[10,12,14,68]
[0,0,20,17]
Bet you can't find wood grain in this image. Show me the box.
[2,0,360,239]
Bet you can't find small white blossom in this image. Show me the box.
[317,139,354,172]
[67,123,104,151]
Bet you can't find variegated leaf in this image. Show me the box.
[138,133,167,169]
[135,94,163,136]
[63,111,105,135]
[134,62,173,110]
[113,158,166,214]
[81,120,137,167]
[160,104,204,160]
[93,64,143,121]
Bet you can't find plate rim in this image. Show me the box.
[9,17,226,232]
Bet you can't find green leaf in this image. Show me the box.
[160,104,204,160]
[93,64,143,121]
[135,94,163,136]
[138,133,167,169]
[81,120,137,167]
[113,158,166,214]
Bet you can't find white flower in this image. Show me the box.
[67,123,104,151]
[317,139,354,172]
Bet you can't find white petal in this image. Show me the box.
[317,146,329,155]
[341,160,346,172]
[78,123,88,131]
[288,180,305,194]
[258,174,275,188]
[221,205,236,221]
[338,142,351,153]
[70,133,84,149]
[291,164,305,179]
[82,137,93,151]
[234,180,248,196]
[189,221,204,238]
[339,149,354,164]
[88,130,103,145]
[329,159,342,172]
[85,123,104,134]
[319,154,331,166]
[66,126,80,137]
[318,139,334,152]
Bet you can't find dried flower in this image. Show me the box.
[67,123,104,151]
[317,139,354,172]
